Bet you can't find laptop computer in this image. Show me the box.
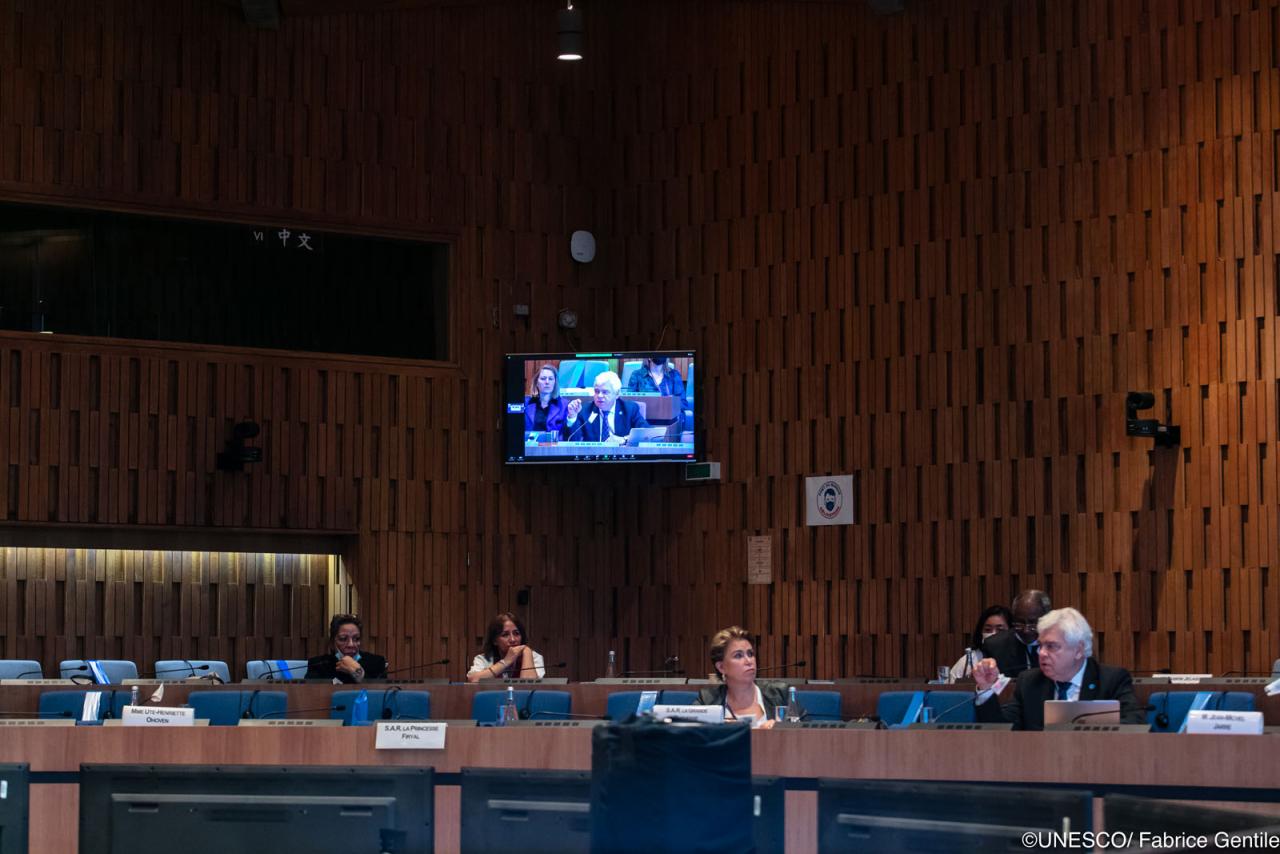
[1043,699,1120,726]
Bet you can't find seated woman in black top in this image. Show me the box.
[305,613,388,683]
[695,626,789,728]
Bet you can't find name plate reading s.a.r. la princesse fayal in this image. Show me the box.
[374,721,447,749]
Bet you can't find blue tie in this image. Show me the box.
[601,410,610,442]
[1055,681,1071,700]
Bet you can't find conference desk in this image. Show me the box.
[8,725,1280,853]
[2,678,1275,721]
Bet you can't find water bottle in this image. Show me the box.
[500,685,518,726]
[129,685,139,708]
[605,650,617,678]
[352,688,369,725]
[787,685,798,721]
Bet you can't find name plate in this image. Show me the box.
[652,704,724,724]
[1167,674,1215,684]
[1185,710,1264,735]
[121,705,196,727]
[237,718,344,727]
[0,719,76,727]
[375,721,446,749]
[0,679,71,686]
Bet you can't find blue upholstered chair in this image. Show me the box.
[58,659,138,684]
[188,689,287,725]
[153,659,232,682]
[245,659,308,680]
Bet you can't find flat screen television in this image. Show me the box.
[504,350,697,464]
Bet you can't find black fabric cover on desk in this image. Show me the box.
[590,720,752,853]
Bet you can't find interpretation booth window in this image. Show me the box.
[0,202,450,361]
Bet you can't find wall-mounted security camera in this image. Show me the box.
[1125,392,1180,448]
[217,421,264,471]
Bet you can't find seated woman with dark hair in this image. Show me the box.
[695,626,789,728]
[524,365,568,434]
[466,612,546,682]
[304,614,388,683]
[950,604,1012,680]
[626,355,689,433]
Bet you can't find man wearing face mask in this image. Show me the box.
[562,371,650,444]
[980,590,1051,677]
[972,607,1144,730]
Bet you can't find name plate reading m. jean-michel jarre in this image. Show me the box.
[375,721,447,749]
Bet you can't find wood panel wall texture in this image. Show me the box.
[0,0,1276,678]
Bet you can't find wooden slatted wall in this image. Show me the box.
[0,0,1276,679]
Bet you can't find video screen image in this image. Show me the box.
[504,351,697,464]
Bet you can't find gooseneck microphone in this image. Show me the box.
[757,660,807,674]
[141,663,215,680]
[564,409,597,441]
[1070,705,1145,725]
[383,658,451,678]
[516,661,567,675]
[624,657,683,676]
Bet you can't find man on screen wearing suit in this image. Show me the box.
[972,607,1145,731]
[561,370,650,443]
[981,589,1051,677]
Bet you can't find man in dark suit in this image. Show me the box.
[981,589,1051,677]
[973,607,1145,730]
[561,370,650,443]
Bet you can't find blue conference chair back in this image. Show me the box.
[1218,691,1255,712]
[330,689,430,725]
[794,690,842,722]
[0,660,42,679]
[605,689,699,720]
[38,690,102,721]
[245,659,308,680]
[578,361,609,390]
[877,691,924,727]
[557,360,585,389]
[685,362,694,394]
[1147,691,1209,732]
[58,659,138,684]
[188,690,287,725]
[620,360,643,389]
[473,689,572,723]
[153,659,231,683]
[924,690,976,723]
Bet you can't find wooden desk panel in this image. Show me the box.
[7,727,1280,854]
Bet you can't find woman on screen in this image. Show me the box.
[524,365,568,434]
[950,604,1011,680]
[467,612,546,681]
[304,613,388,683]
[626,355,688,433]
[695,626,787,728]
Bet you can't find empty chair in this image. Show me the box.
[923,690,976,724]
[1147,691,1218,733]
[37,689,109,721]
[245,659,309,681]
[578,360,610,390]
[620,360,643,389]
[188,689,287,725]
[1218,691,1255,712]
[59,659,138,684]
[793,690,842,722]
[605,689,699,721]
[472,690,572,724]
[0,660,43,679]
[330,689,431,725]
[153,659,231,682]
[556,360,585,389]
[876,691,927,728]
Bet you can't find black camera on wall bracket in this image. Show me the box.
[1125,392,1180,448]
[217,421,264,471]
